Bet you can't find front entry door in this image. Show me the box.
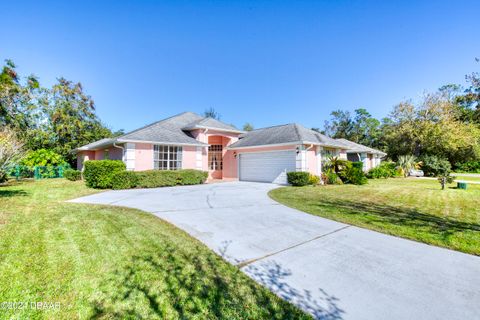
[208,145,223,179]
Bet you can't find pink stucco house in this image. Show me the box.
[74,112,385,184]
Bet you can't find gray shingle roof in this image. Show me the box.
[75,112,245,151]
[335,138,387,155]
[74,138,116,151]
[117,112,207,146]
[183,117,243,133]
[228,123,347,149]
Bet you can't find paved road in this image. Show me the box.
[70,182,480,320]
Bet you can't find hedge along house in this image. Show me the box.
[335,138,387,172]
[74,111,385,184]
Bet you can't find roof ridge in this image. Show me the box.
[119,111,200,138]
[247,123,296,132]
[292,123,303,141]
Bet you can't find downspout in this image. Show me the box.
[113,141,125,162]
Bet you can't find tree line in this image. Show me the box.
[319,62,480,168]
[2,57,479,173]
[0,59,121,165]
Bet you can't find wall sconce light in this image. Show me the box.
[296,147,300,154]
[233,151,237,158]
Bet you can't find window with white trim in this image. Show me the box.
[154,145,183,170]
[208,145,223,170]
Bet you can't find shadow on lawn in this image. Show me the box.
[89,244,314,319]
[314,198,480,236]
[0,189,27,198]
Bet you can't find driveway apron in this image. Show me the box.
[70,181,480,320]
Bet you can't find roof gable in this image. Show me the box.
[117,112,207,146]
[182,117,243,133]
[228,123,346,149]
[335,138,386,155]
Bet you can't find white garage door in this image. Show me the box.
[239,150,296,184]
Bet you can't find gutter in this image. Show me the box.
[113,141,124,152]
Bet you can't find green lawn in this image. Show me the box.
[0,179,309,320]
[453,175,480,183]
[270,178,480,256]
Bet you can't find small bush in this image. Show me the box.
[178,169,208,185]
[308,174,320,185]
[322,170,340,185]
[420,155,451,177]
[454,161,480,173]
[366,162,398,179]
[340,166,368,185]
[64,169,82,181]
[21,148,67,167]
[83,160,126,188]
[287,172,310,186]
[136,170,178,188]
[351,161,363,170]
[111,171,139,190]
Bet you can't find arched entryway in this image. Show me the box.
[207,135,226,179]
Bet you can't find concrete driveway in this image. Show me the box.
[71,181,480,320]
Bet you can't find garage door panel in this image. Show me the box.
[239,151,296,184]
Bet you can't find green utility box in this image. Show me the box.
[457,182,468,190]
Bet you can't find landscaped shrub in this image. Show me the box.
[340,166,368,185]
[111,171,139,190]
[366,162,398,179]
[287,172,310,186]
[136,170,178,188]
[322,170,341,185]
[454,161,480,173]
[134,169,208,188]
[308,174,320,185]
[177,169,208,185]
[351,161,363,170]
[83,160,126,188]
[64,169,82,181]
[21,149,67,167]
[419,155,451,177]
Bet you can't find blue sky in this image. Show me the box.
[2,0,479,132]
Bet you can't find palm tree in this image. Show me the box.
[397,155,420,177]
[324,156,349,174]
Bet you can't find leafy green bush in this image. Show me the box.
[177,169,208,185]
[111,171,139,190]
[21,149,67,167]
[340,166,368,185]
[454,161,480,173]
[420,155,451,177]
[351,161,363,170]
[322,170,341,185]
[83,160,126,188]
[366,162,398,179]
[287,172,310,186]
[308,174,320,185]
[136,170,178,188]
[64,169,82,181]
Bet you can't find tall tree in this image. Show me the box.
[381,93,480,163]
[243,122,254,131]
[455,59,480,123]
[323,110,353,139]
[323,108,381,147]
[42,78,113,164]
[0,59,42,132]
[0,126,25,182]
[351,108,381,147]
[203,107,221,120]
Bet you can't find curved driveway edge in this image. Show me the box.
[70,181,480,320]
